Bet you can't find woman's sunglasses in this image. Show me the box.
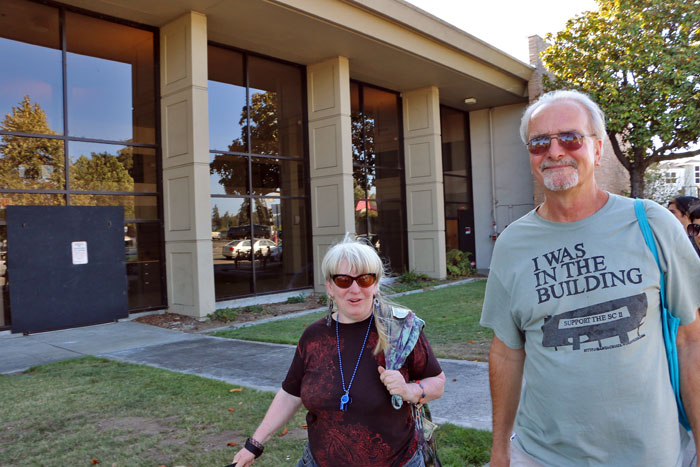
[526,131,595,155]
[331,273,377,288]
[688,223,700,237]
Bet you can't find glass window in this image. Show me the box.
[0,2,162,323]
[0,0,63,136]
[70,194,158,221]
[65,12,155,143]
[210,154,305,197]
[362,86,400,169]
[69,142,157,193]
[209,46,309,299]
[444,175,469,203]
[0,192,66,221]
[440,105,475,258]
[351,81,406,272]
[248,56,304,158]
[0,136,65,190]
[441,107,468,176]
[255,197,310,293]
[124,222,163,310]
[210,155,248,196]
[208,46,245,152]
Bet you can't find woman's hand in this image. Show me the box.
[232,447,256,467]
[378,366,414,402]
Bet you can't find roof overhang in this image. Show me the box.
[57,0,533,110]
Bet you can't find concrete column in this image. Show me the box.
[160,12,215,318]
[401,87,446,279]
[307,57,354,292]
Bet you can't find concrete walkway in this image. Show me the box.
[0,319,491,430]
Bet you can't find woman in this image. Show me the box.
[668,196,699,231]
[668,196,700,256]
[687,203,700,257]
[232,235,446,466]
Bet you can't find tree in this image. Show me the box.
[210,91,281,196]
[212,204,222,231]
[70,151,135,218]
[541,0,700,197]
[0,96,65,204]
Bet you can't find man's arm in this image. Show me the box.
[488,335,526,467]
[677,308,700,456]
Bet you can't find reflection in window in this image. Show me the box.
[208,45,309,300]
[68,142,157,193]
[440,105,475,256]
[0,193,66,221]
[1,134,65,191]
[70,194,158,221]
[0,0,63,134]
[65,12,155,143]
[124,222,163,310]
[351,81,406,272]
[0,1,162,326]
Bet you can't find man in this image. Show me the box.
[480,89,700,466]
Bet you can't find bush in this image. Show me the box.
[208,304,264,322]
[446,249,475,278]
[317,294,328,305]
[397,269,431,283]
[286,293,307,304]
[208,308,238,322]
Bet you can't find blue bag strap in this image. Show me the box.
[633,199,667,307]
[633,198,690,430]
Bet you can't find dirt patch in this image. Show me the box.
[133,295,325,333]
[95,415,181,436]
[197,429,245,451]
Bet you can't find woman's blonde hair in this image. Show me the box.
[321,233,392,355]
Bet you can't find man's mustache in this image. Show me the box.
[540,159,578,170]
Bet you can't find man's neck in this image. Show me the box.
[537,185,609,223]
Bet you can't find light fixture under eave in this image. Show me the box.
[464,97,477,105]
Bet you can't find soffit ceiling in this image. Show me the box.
[56,0,532,111]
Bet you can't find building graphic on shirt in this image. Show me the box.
[541,293,647,351]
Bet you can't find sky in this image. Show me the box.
[404,0,599,64]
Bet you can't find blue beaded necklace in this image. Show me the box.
[335,312,374,412]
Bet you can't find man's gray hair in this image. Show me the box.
[519,89,607,145]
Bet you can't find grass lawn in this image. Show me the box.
[212,280,493,361]
[0,357,491,466]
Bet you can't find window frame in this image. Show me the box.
[0,0,165,325]
[207,42,312,300]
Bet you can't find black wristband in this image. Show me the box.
[245,437,264,458]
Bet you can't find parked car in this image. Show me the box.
[221,239,250,259]
[222,239,279,260]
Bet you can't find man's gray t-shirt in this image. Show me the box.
[481,194,700,466]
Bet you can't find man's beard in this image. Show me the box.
[540,159,579,191]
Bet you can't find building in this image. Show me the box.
[0,0,536,332]
[655,157,700,199]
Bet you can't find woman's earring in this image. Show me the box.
[326,297,334,327]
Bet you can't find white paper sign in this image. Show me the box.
[71,241,88,265]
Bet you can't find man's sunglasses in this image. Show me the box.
[526,131,595,155]
[688,223,700,237]
[331,273,377,288]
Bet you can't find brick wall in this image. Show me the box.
[527,35,630,204]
